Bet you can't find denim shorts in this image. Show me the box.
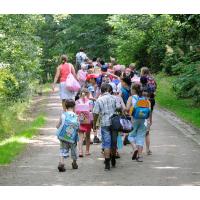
[101,126,118,149]
[128,119,147,147]
[101,126,112,149]
[60,140,77,160]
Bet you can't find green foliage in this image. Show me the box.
[107,15,175,71]
[38,14,111,81]
[173,62,200,104]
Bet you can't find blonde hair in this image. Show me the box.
[141,67,150,76]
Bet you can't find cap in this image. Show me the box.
[86,74,99,81]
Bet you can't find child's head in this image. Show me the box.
[140,76,148,85]
[129,63,136,71]
[125,68,131,76]
[80,88,90,98]
[65,99,75,110]
[131,83,142,97]
[141,67,150,76]
[121,75,131,87]
[107,84,113,95]
[114,70,122,77]
[81,63,87,70]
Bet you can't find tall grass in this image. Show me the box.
[0,115,45,164]
[155,73,200,128]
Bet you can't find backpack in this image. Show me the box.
[75,99,93,125]
[78,69,87,82]
[57,112,79,143]
[132,96,151,119]
[147,76,156,94]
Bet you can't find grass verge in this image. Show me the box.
[0,115,46,165]
[155,73,200,128]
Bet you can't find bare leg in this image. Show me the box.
[85,132,91,155]
[145,131,150,152]
[78,132,84,156]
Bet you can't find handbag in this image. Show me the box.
[66,64,81,92]
[111,114,133,133]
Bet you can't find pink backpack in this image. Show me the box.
[78,69,87,82]
[75,99,93,124]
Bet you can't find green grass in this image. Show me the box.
[155,73,200,128]
[0,115,46,165]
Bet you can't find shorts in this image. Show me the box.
[59,82,76,100]
[145,119,151,133]
[60,140,77,160]
[101,126,118,149]
[128,119,147,147]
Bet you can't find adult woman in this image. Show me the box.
[52,55,78,111]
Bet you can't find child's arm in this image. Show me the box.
[126,96,132,112]
[56,117,62,129]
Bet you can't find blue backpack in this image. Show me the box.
[57,112,79,143]
[132,96,151,119]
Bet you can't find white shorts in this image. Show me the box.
[59,82,76,100]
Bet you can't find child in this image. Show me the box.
[56,99,79,172]
[140,67,156,155]
[126,83,151,162]
[120,75,132,105]
[120,75,132,146]
[75,88,93,157]
[77,64,87,87]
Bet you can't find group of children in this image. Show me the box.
[56,56,156,172]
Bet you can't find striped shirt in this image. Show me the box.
[93,92,121,127]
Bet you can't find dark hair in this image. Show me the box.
[61,55,67,64]
[100,59,105,65]
[92,57,97,62]
[79,48,84,52]
[107,84,113,94]
[87,64,94,70]
[140,76,148,85]
[65,99,75,109]
[131,83,142,97]
[101,83,109,94]
[114,70,122,77]
[121,75,131,86]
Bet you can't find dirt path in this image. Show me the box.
[0,90,200,186]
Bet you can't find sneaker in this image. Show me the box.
[111,156,116,168]
[58,163,66,172]
[132,150,138,160]
[147,150,152,155]
[104,158,110,171]
[93,136,101,144]
[72,161,78,169]
[136,156,143,162]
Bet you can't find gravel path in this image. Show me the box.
[0,91,200,186]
